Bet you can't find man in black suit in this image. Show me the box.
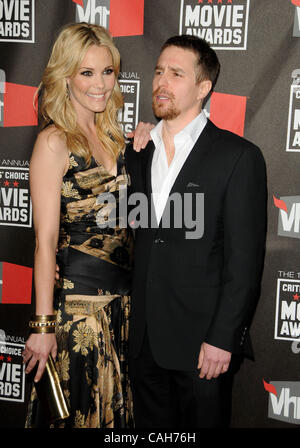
[126,35,267,428]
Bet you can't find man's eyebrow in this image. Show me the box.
[170,66,185,74]
[155,64,185,74]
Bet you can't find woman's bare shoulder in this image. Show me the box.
[35,125,68,155]
[30,126,69,177]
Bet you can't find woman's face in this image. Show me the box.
[67,44,116,119]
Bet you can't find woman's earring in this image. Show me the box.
[66,84,70,100]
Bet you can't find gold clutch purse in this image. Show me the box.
[34,354,70,423]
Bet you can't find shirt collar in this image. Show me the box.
[150,110,208,149]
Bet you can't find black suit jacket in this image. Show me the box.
[125,119,267,371]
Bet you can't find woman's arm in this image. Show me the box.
[23,127,68,382]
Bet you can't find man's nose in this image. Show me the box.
[157,72,169,89]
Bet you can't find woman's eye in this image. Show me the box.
[81,71,92,76]
[104,68,114,75]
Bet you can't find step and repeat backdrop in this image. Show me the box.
[0,0,300,428]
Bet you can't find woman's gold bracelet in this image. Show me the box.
[29,314,57,333]
[29,320,57,328]
[29,326,56,334]
[30,314,56,322]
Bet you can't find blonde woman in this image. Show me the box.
[23,22,151,428]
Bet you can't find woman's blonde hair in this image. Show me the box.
[38,22,124,165]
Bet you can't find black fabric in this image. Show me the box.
[56,247,131,297]
[129,331,240,428]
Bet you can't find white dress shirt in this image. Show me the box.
[150,110,207,224]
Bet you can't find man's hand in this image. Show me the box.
[197,342,232,380]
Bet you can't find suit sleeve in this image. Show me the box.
[124,143,134,182]
[205,143,267,354]
[124,142,147,194]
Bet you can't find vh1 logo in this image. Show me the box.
[292,0,300,37]
[74,0,144,37]
[264,380,300,425]
[274,195,300,239]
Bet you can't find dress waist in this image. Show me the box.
[56,246,132,296]
[64,294,124,316]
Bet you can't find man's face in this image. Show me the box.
[152,45,209,124]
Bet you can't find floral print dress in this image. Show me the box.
[25,151,134,428]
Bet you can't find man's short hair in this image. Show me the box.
[160,35,220,91]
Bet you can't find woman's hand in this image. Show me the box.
[23,333,57,382]
[127,122,155,151]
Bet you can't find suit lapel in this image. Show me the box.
[142,141,159,230]
[166,120,216,198]
[145,141,155,198]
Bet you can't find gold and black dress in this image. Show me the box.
[26,151,134,428]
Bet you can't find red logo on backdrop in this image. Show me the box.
[208,92,247,136]
[263,379,278,397]
[0,262,32,304]
[74,0,144,37]
[291,0,300,7]
[2,82,37,127]
[273,195,288,213]
[110,0,144,37]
